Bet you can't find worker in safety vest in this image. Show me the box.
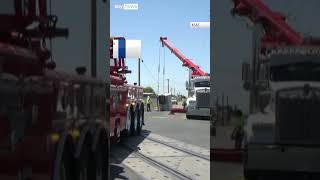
[182,98,187,109]
[146,96,151,112]
[231,110,245,149]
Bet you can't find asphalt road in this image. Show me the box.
[144,111,210,149]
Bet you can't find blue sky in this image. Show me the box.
[111,0,210,96]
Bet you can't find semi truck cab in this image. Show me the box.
[186,76,211,119]
[243,52,320,179]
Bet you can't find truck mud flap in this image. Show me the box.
[211,148,243,163]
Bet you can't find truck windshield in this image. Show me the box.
[0,1,15,15]
[270,62,320,81]
[194,81,210,87]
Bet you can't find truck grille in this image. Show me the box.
[276,87,320,144]
[196,89,210,108]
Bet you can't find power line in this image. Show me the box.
[162,44,165,94]
[141,59,158,83]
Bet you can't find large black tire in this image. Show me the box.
[76,145,91,180]
[58,147,74,180]
[113,120,121,143]
[244,171,258,180]
[140,103,144,126]
[129,105,135,136]
[53,140,75,180]
[135,105,141,135]
[94,141,108,180]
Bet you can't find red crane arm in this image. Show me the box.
[160,37,206,76]
[232,0,304,51]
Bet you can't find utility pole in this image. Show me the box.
[226,96,229,122]
[158,56,160,95]
[174,88,175,96]
[216,96,219,124]
[91,0,97,77]
[163,46,166,94]
[216,95,220,124]
[188,69,192,97]
[222,93,225,126]
[250,24,263,113]
[163,77,165,94]
[138,58,141,86]
[166,78,170,93]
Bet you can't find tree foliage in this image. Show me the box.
[143,86,155,94]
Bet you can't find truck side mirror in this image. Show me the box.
[242,62,251,91]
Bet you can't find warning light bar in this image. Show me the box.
[113,39,141,59]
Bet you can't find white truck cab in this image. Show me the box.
[186,76,211,119]
[243,52,320,179]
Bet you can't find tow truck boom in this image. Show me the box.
[232,0,320,55]
[160,37,207,77]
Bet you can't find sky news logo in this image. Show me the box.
[114,3,139,10]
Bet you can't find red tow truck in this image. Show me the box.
[0,1,108,179]
[109,37,144,142]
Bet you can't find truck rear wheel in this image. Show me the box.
[114,120,121,143]
[244,167,258,180]
[135,105,141,135]
[129,105,135,136]
[60,161,67,180]
[94,143,108,180]
[76,145,91,180]
[244,173,258,180]
[53,141,74,180]
[59,149,74,180]
[140,103,144,126]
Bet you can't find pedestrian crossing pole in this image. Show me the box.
[167,78,170,93]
